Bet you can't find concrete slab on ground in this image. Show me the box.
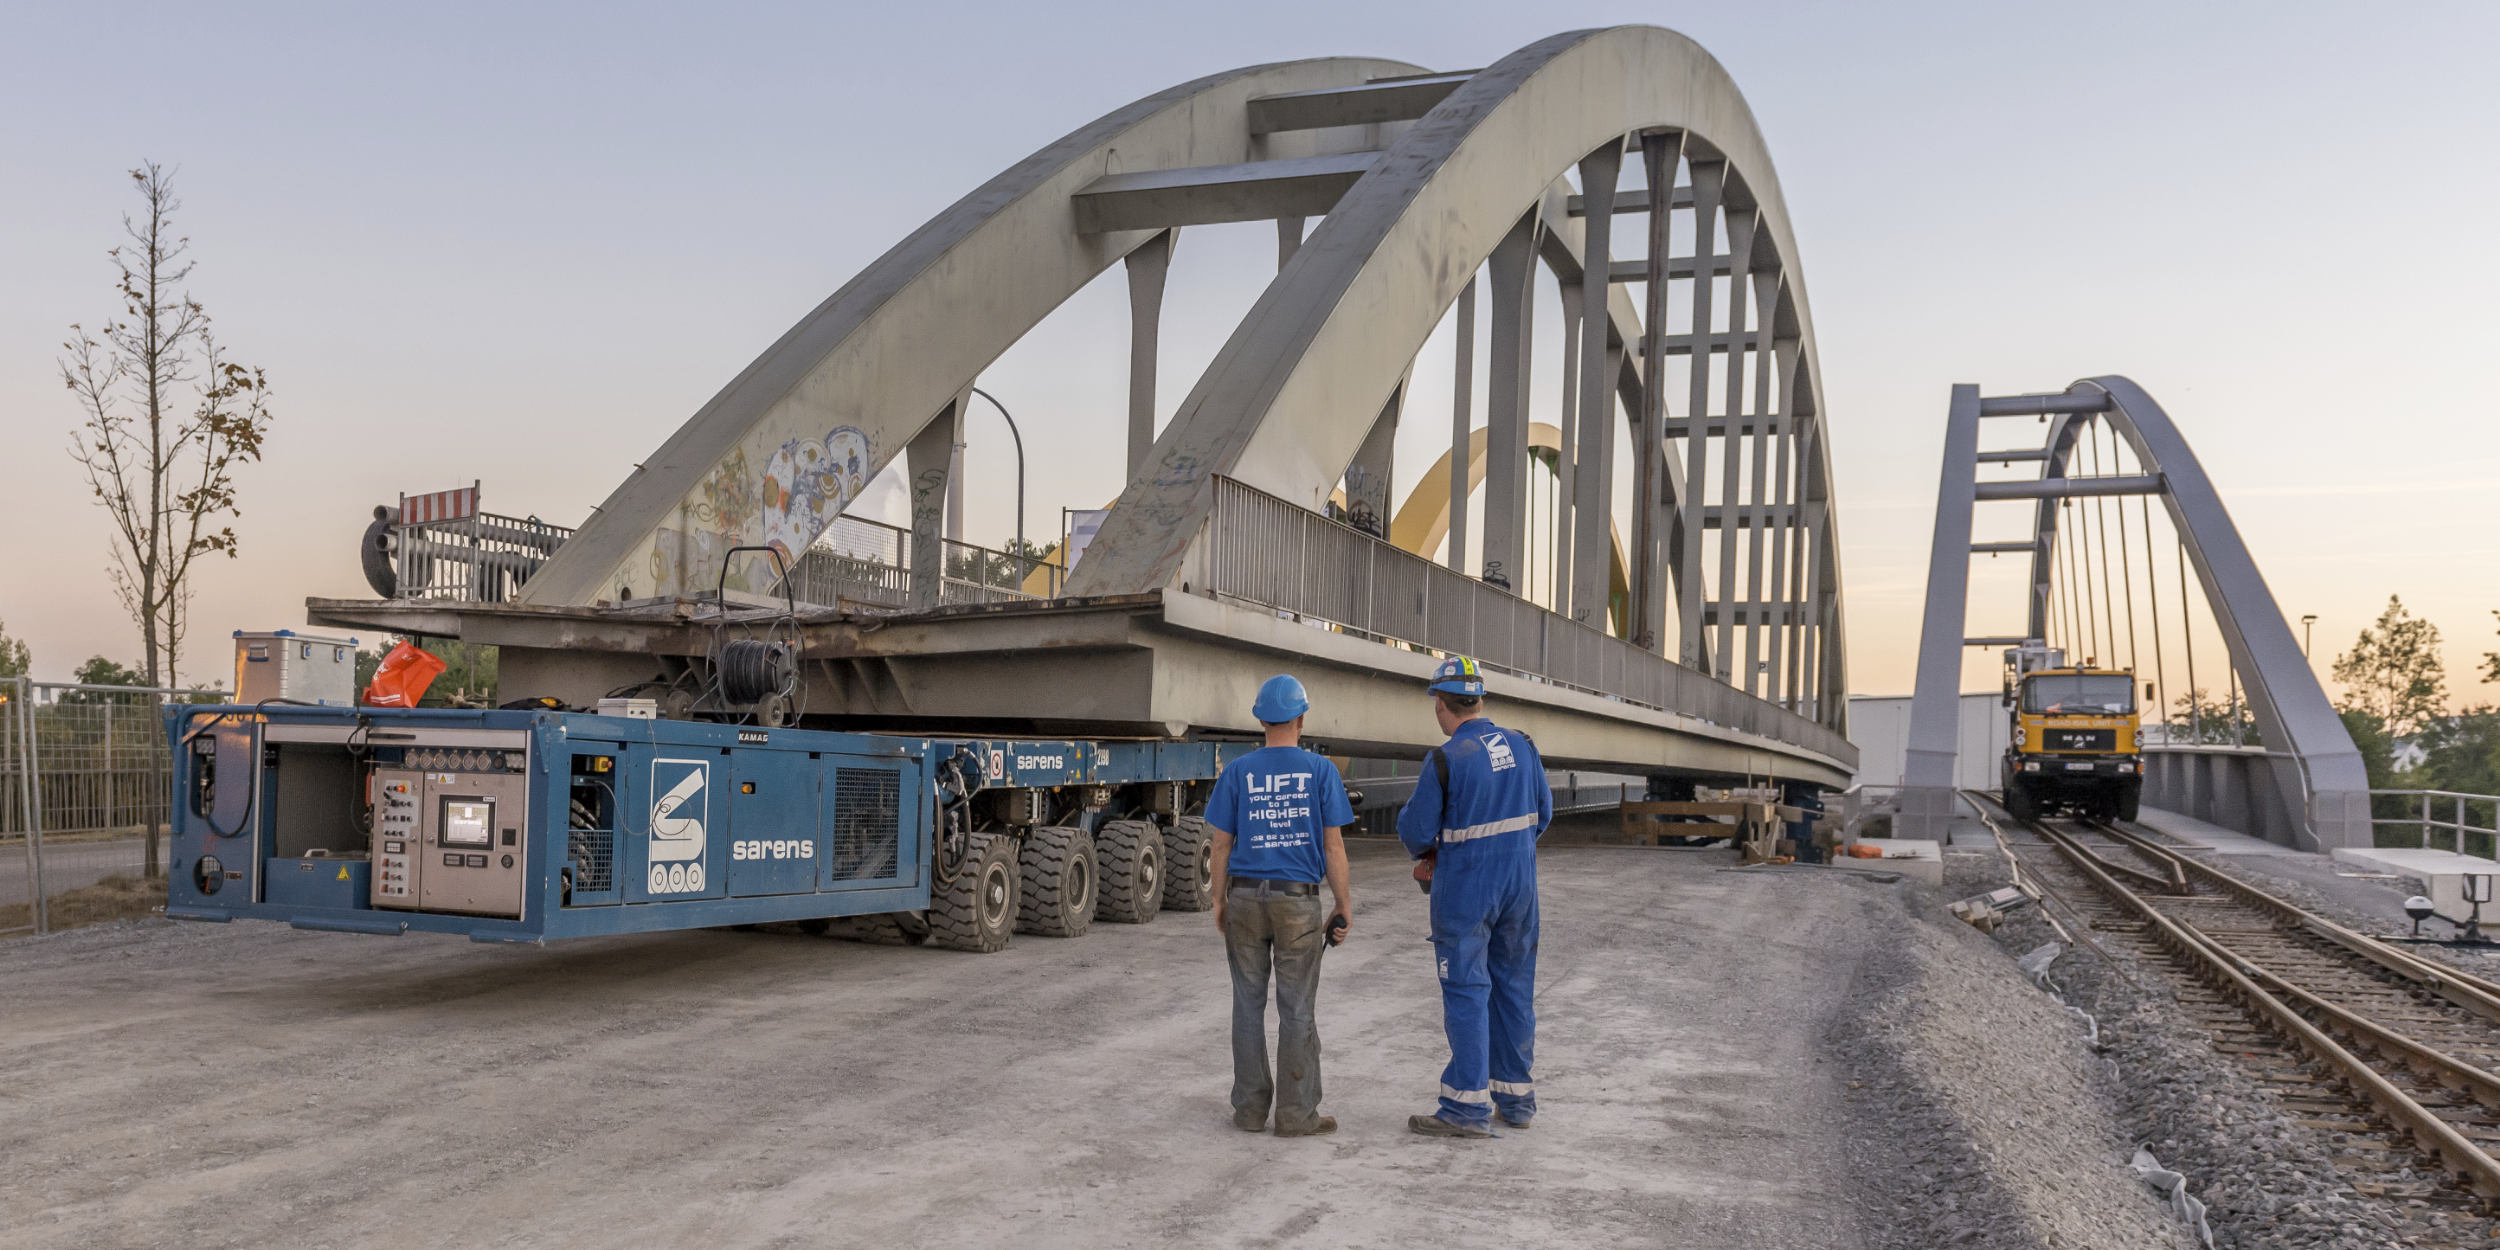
[1,833,1912,1250]
[2132,806,2285,856]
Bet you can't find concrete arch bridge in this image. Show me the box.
[316,26,1855,789]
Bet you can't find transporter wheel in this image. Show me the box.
[2116,787,2141,823]
[929,831,1019,952]
[1094,819,1165,924]
[1017,826,1097,938]
[825,913,928,946]
[1161,816,1216,912]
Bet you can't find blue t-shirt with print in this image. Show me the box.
[1205,745,1356,883]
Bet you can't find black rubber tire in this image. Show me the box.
[825,913,926,946]
[1161,816,1216,912]
[2116,788,2141,823]
[2002,780,2038,824]
[1017,826,1097,937]
[929,831,1019,952]
[359,508,399,597]
[1094,819,1165,924]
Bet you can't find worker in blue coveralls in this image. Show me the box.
[1206,673,1356,1137]
[1397,656,1551,1138]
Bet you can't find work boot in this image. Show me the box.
[1233,1109,1268,1132]
[1407,1113,1492,1139]
[1499,1112,1533,1130]
[1274,1116,1337,1138]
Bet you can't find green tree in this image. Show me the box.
[2419,708,2500,800]
[2482,610,2498,686]
[61,163,274,689]
[0,619,28,680]
[2332,595,2447,738]
[2169,687,2254,745]
[2340,707,2401,790]
[62,655,149,705]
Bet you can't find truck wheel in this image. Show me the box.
[1094,819,1165,924]
[929,831,1019,952]
[2117,788,2141,823]
[825,913,927,946]
[1162,816,1216,912]
[2002,781,2038,824]
[1018,826,1097,937]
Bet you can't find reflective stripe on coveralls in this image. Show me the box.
[1397,717,1551,1127]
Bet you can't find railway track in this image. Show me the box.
[1981,796,2500,1244]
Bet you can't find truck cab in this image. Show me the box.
[1999,642,2144,822]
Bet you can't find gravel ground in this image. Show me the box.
[0,825,2240,1250]
[1834,860,2196,1250]
[1965,839,2479,1249]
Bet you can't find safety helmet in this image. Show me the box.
[1427,655,1484,698]
[1252,673,1310,724]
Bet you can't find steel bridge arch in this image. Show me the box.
[1069,26,1847,718]
[1902,377,2370,849]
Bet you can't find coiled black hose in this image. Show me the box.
[717,639,793,705]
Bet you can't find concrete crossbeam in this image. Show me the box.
[1245,71,1475,134]
[1072,152,1379,233]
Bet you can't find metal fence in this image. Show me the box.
[395,510,576,601]
[3,677,224,935]
[779,514,1065,611]
[2371,789,2500,859]
[1204,476,1857,767]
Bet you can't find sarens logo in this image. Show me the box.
[733,839,815,861]
[648,759,709,894]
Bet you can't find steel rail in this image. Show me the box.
[2032,820,2500,1202]
[2096,821,2500,1024]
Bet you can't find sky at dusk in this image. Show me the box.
[2,1,2494,710]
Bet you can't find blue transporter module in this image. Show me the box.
[163,704,1246,951]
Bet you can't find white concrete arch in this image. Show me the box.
[520,55,1427,607]
[1067,25,1846,725]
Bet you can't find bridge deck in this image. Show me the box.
[307,591,1851,785]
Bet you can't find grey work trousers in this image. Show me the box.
[1224,881,1327,1131]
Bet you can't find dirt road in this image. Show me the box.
[4,839,1895,1249]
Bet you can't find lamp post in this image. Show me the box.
[2301,613,2317,658]
[969,386,1027,559]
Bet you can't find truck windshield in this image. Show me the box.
[2023,674,2134,715]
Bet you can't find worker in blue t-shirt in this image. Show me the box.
[1205,673,1355,1138]
[1397,656,1551,1138]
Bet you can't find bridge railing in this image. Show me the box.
[1205,476,1852,764]
[2370,789,2500,858]
[777,516,1062,610]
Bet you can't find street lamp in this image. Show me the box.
[968,387,1026,558]
[2301,613,2317,658]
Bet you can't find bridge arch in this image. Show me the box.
[1902,377,2369,849]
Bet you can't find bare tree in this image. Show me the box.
[61,164,274,688]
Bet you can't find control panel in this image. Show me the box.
[368,749,531,918]
[373,771,419,904]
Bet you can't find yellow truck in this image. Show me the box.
[1999,642,2144,823]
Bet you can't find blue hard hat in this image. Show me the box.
[1427,656,1485,698]
[1253,674,1310,724]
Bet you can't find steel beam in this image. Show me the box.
[1979,392,2111,417]
[1899,384,1984,837]
[1630,131,1677,652]
[1608,255,1731,282]
[1973,474,2162,501]
[1072,152,1379,233]
[1345,378,1404,537]
[1566,185,1695,216]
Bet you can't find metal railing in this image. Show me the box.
[1203,476,1855,767]
[778,514,1064,611]
[395,511,575,602]
[2371,789,2500,858]
[4,678,227,935]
